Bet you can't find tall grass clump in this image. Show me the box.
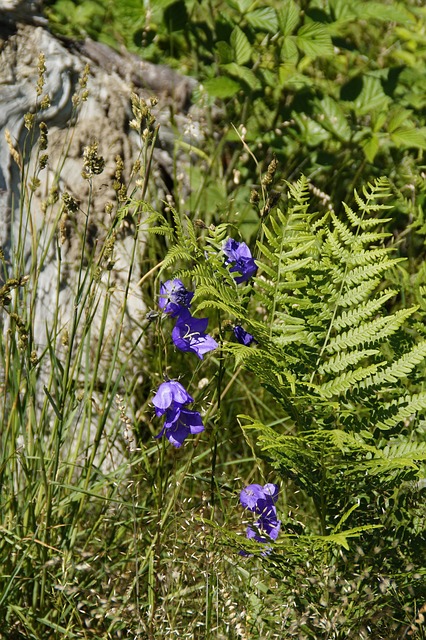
[0,62,156,637]
[0,56,271,640]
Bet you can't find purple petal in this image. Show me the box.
[230,258,257,283]
[152,380,193,415]
[246,516,281,542]
[263,483,279,502]
[172,312,218,359]
[262,516,281,540]
[161,409,205,448]
[192,334,219,359]
[162,405,182,429]
[223,237,240,261]
[178,408,205,434]
[165,422,191,448]
[223,238,257,283]
[234,325,255,346]
[159,279,194,316]
[175,309,209,333]
[240,484,266,511]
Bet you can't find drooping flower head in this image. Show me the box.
[158,278,194,317]
[156,406,204,448]
[172,309,218,359]
[233,325,256,346]
[240,483,281,543]
[152,379,193,416]
[152,379,205,448]
[223,238,257,284]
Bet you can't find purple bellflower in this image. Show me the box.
[158,278,194,318]
[152,380,204,448]
[223,238,257,284]
[155,405,204,448]
[152,379,193,416]
[172,309,218,359]
[233,325,256,346]
[240,483,281,543]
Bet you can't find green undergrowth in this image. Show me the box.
[45,0,426,247]
[1,4,426,639]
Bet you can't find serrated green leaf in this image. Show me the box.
[329,0,359,21]
[281,36,299,64]
[222,63,261,91]
[354,2,415,25]
[204,76,241,98]
[296,23,333,58]
[292,112,330,146]
[352,75,389,116]
[387,108,413,133]
[362,134,380,163]
[390,127,426,149]
[246,7,278,33]
[372,111,387,133]
[226,0,253,13]
[215,41,234,64]
[230,26,252,65]
[315,96,351,142]
[277,0,299,36]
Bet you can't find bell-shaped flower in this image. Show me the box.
[247,515,281,543]
[240,483,281,544]
[158,278,194,317]
[152,379,193,417]
[223,238,257,284]
[156,406,204,448]
[233,325,256,346]
[172,309,218,359]
[152,380,205,448]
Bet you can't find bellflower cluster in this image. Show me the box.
[152,380,204,448]
[159,278,218,359]
[240,483,281,543]
[223,238,257,284]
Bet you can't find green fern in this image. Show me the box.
[156,175,426,556]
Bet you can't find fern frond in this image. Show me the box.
[319,349,379,375]
[317,363,385,399]
[272,330,318,348]
[161,245,194,270]
[331,212,356,246]
[377,392,426,430]
[360,341,426,388]
[170,205,187,244]
[286,175,311,205]
[325,230,346,261]
[195,298,241,316]
[333,290,397,331]
[362,441,426,475]
[343,259,405,287]
[255,259,279,280]
[329,429,379,456]
[346,247,393,267]
[356,231,392,244]
[327,307,418,354]
[146,225,173,236]
[343,201,392,230]
[336,278,381,308]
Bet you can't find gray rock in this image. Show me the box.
[0,12,205,466]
